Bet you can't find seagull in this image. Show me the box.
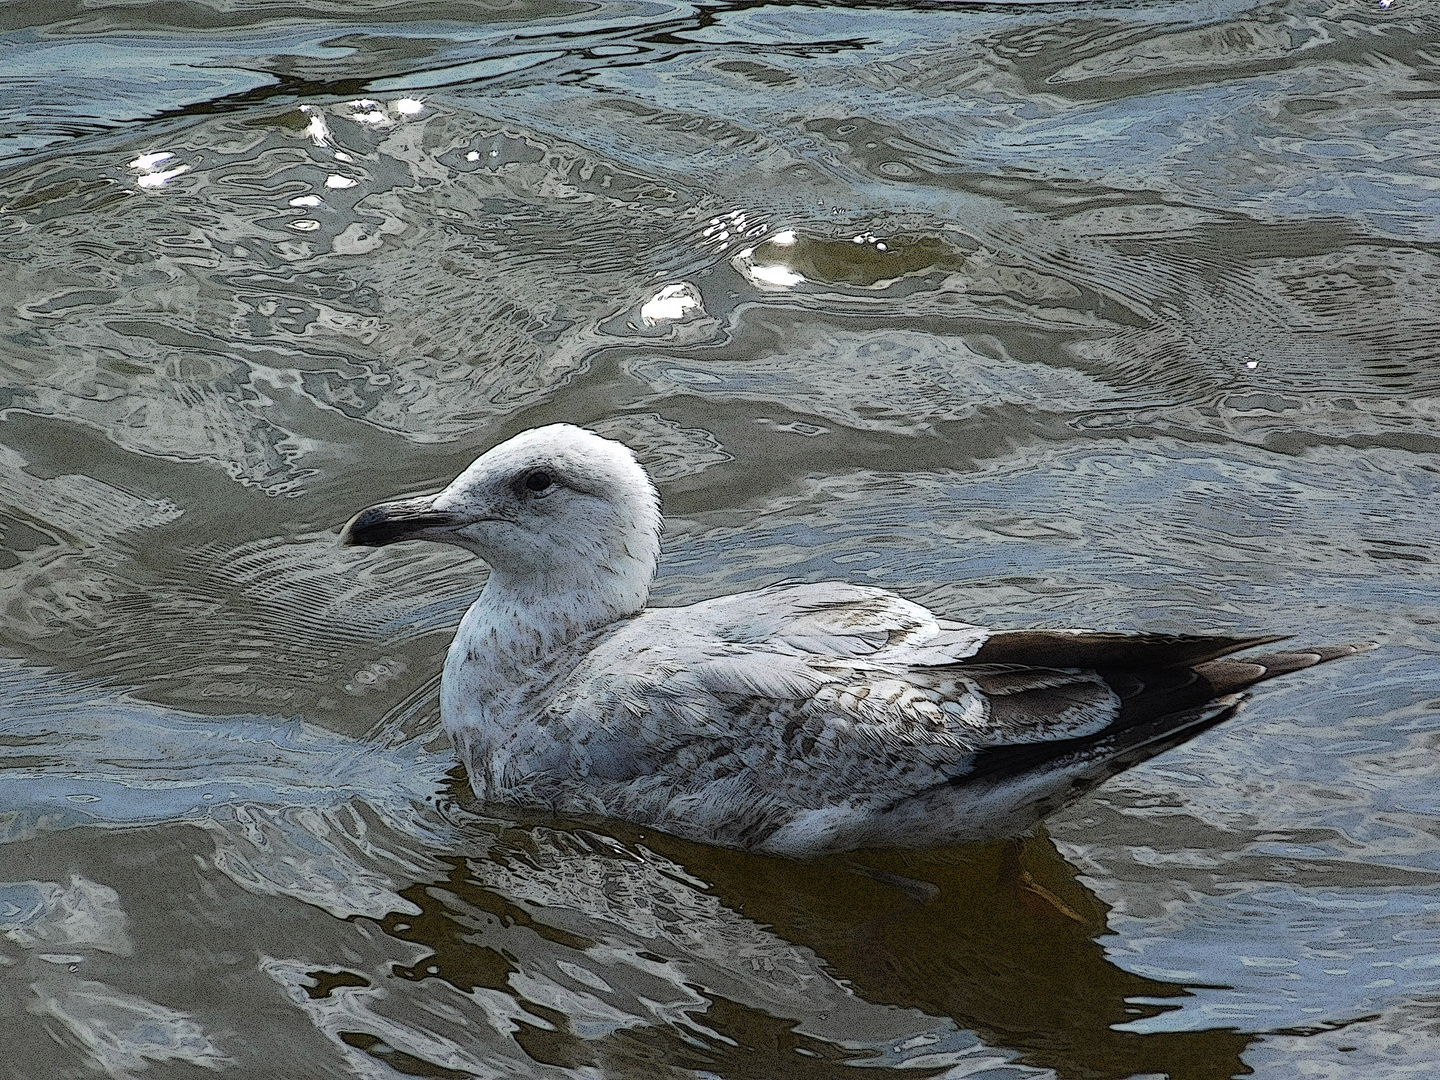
[341,424,1368,856]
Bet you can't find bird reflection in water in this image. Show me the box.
[360,779,1252,1080]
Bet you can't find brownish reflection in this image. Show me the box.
[747,231,967,288]
[375,795,1253,1080]
[633,827,1254,1080]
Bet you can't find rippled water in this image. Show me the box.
[3,1,1439,1077]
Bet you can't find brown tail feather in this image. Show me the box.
[1196,642,1377,696]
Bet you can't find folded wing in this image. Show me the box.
[551,583,1367,852]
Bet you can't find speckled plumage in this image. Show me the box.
[342,424,1368,856]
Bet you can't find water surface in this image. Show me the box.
[2,1,1439,1077]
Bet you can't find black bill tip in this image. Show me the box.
[340,499,459,547]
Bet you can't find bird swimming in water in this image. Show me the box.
[341,424,1368,856]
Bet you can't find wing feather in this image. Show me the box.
[964,629,1287,670]
[684,581,985,658]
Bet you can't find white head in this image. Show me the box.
[342,424,662,637]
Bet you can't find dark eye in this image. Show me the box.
[524,471,553,493]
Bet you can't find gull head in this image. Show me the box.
[341,424,662,627]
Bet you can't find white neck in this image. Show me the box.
[451,505,660,679]
[474,558,651,659]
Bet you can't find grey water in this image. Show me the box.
[2,0,1438,1076]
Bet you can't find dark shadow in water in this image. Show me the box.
[640,829,1255,1080]
[374,786,1254,1080]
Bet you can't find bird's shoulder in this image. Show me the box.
[616,580,992,662]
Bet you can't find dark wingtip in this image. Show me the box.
[968,630,1292,671]
[1196,640,1377,695]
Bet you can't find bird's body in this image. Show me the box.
[343,424,1368,856]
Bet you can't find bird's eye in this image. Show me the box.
[524,471,553,493]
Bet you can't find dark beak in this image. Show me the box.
[340,497,462,547]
